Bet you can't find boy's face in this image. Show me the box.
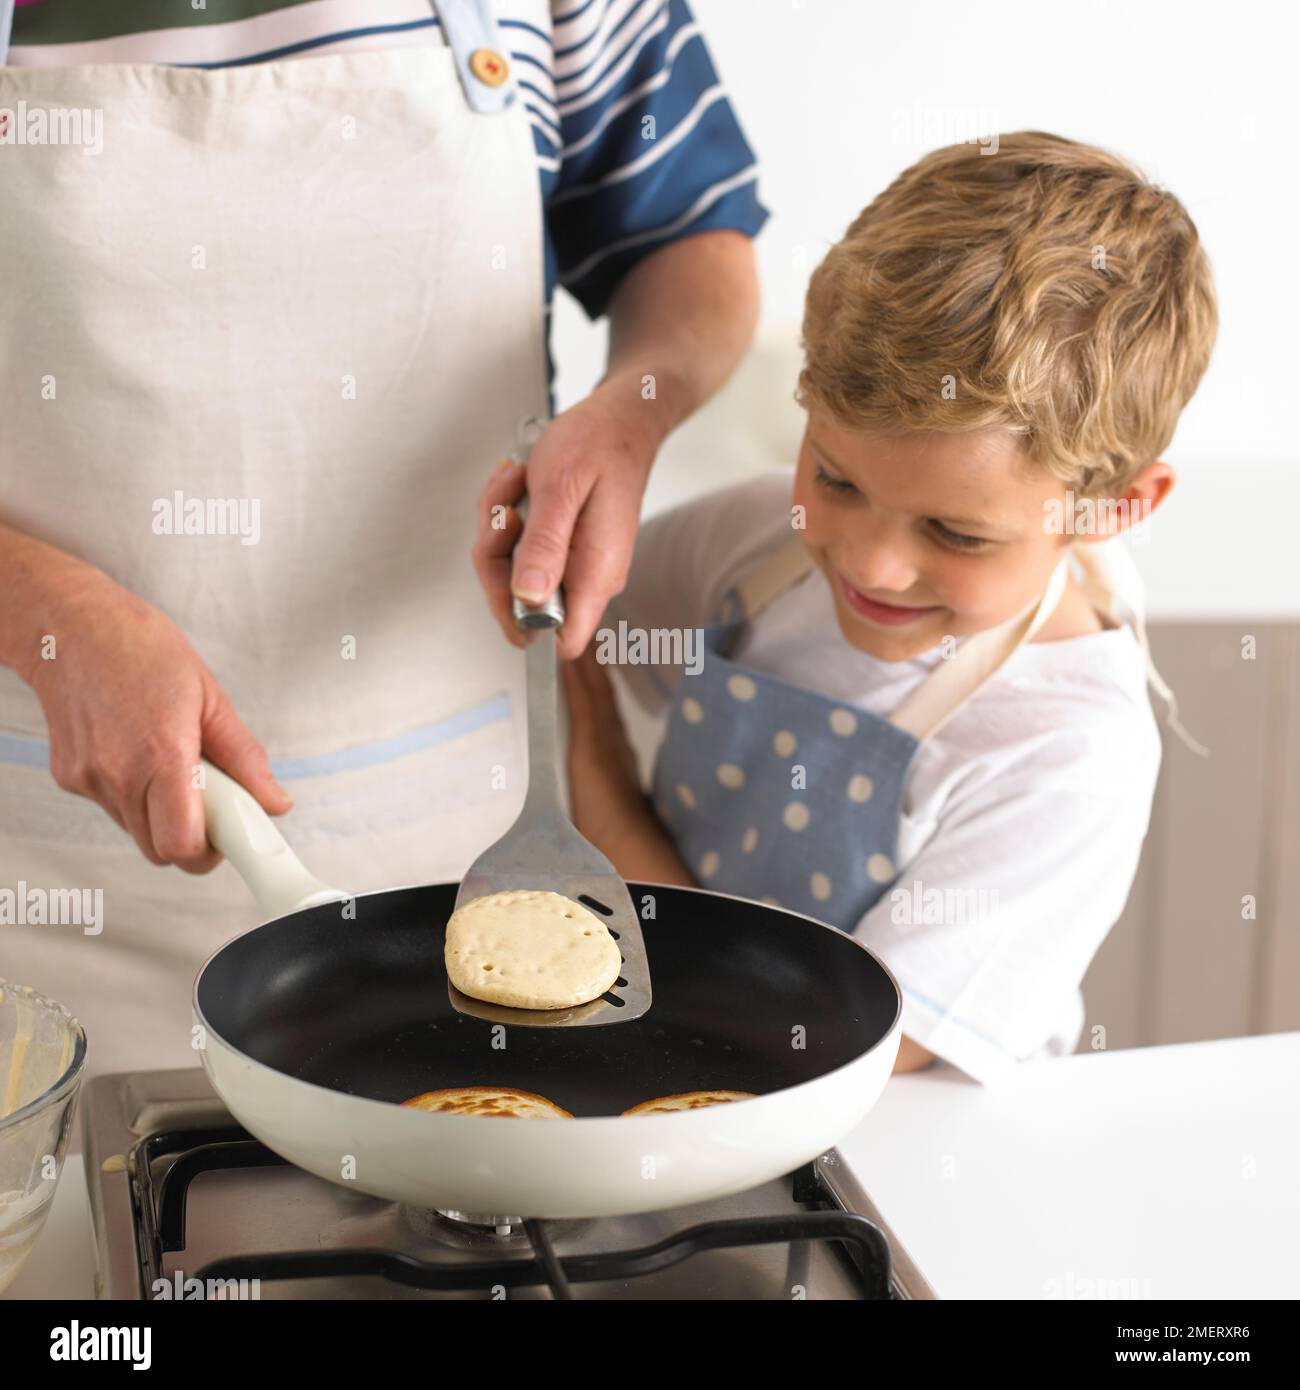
[793,414,1077,662]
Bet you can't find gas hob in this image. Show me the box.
[80,1069,936,1300]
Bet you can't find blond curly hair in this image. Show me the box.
[797,131,1218,497]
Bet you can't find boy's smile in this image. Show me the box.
[837,580,944,627]
[792,414,1167,662]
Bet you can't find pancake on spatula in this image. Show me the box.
[444,889,621,1009]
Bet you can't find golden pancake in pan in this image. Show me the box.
[402,1086,573,1119]
[620,1090,757,1116]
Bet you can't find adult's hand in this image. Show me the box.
[16,562,291,870]
[473,377,658,661]
[472,231,761,661]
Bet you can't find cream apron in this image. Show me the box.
[0,3,549,1090]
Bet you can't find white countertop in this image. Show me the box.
[8,1031,1297,1300]
[840,1030,1300,1299]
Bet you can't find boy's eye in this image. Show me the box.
[815,462,991,551]
[814,464,857,495]
[929,521,988,551]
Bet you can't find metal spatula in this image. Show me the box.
[448,520,652,1027]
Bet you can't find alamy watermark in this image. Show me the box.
[152,491,261,545]
[49,1323,149,1367]
[0,103,103,156]
[151,1271,262,1300]
[0,883,102,935]
[891,104,1001,155]
[889,878,999,927]
[1043,1269,1153,1300]
[595,622,703,676]
[1043,491,1152,542]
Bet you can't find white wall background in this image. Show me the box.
[551,0,1299,618]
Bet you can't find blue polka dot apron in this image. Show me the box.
[651,538,1074,931]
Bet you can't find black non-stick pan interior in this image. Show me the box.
[196,882,899,1117]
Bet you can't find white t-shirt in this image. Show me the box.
[606,471,1163,1085]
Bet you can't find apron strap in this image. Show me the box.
[734,533,818,619]
[1,0,16,67]
[0,3,516,98]
[433,0,519,114]
[0,3,518,112]
[889,555,1070,741]
[724,525,1210,756]
[729,535,1071,742]
[1070,540,1121,626]
[1071,541,1211,758]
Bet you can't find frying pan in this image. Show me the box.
[194,764,902,1219]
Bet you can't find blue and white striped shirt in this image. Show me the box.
[6,0,769,325]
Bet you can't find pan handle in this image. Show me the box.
[200,759,347,919]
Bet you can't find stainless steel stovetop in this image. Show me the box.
[81,1069,935,1300]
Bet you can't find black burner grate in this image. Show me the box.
[131,1126,894,1299]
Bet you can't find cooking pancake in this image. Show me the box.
[402,1086,573,1119]
[621,1090,758,1116]
[444,889,621,1009]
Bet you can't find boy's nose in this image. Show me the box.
[840,540,923,599]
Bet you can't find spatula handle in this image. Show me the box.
[510,490,566,630]
[504,478,566,810]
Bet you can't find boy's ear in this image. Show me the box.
[1082,460,1175,542]
[1129,459,1174,526]
[1129,459,1176,511]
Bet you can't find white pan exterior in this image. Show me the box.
[195,1016,901,1219]
[194,759,903,1218]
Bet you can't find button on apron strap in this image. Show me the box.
[434,0,518,113]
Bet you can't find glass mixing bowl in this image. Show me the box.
[0,980,86,1296]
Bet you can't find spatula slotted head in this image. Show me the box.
[449,868,651,1027]
[449,796,654,1026]
[447,540,652,1026]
